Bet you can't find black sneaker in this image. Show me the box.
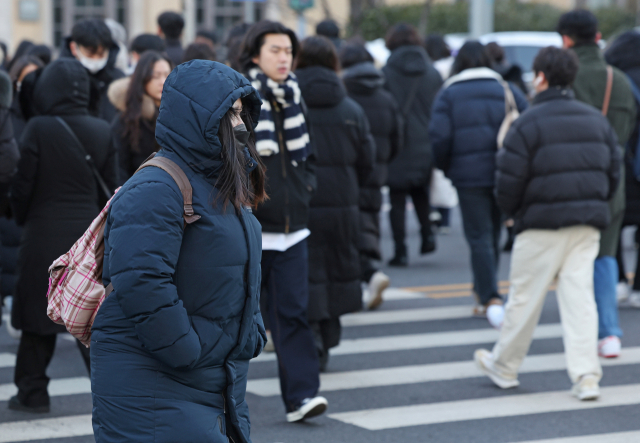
[389,254,408,267]
[8,395,50,413]
[286,396,328,422]
[421,232,436,254]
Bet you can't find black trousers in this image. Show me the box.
[617,231,640,290]
[261,239,320,412]
[389,186,432,254]
[14,331,90,407]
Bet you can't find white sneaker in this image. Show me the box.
[364,272,389,310]
[572,374,600,401]
[286,396,328,423]
[263,330,275,353]
[627,291,640,308]
[486,304,505,330]
[474,349,519,389]
[598,335,621,358]
[616,282,631,302]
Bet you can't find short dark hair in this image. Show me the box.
[71,19,113,52]
[225,23,252,72]
[157,11,184,40]
[28,44,52,65]
[557,9,598,45]
[385,23,422,51]
[451,40,492,75]
[182,43,217,63]
[296,36,339,71]
[196,30,218,45]
[485,42,505,64]
[131,33,165,54]
[533,46,579,88]
[425,34,451,61]
[339,44,374,69]
[316,20,340,39]
[239,21,299,72]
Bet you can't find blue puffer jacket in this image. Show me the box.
[90,61,266,443]
[429,67,528,188]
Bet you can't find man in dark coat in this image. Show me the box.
[91,60,265,443]
[604,31,640,308]
[476,46,619,401]
[341,44,402,310]
[240,20,327,422]
[60,19,125,123]
[9,58,117,413]
[382,23,443,266]
[157,11,185,67]
[295,38,375,369]
[558,10,636,358]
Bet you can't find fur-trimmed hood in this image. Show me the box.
[107,76,157,120]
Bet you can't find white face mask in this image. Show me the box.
[77,50,109,74]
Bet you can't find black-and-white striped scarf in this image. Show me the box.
[248,68,310,163]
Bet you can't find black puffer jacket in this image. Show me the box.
[383,45,442,190]
[296,66,375,328]
[10,59,118,335]
[343,61,402,259]
[605,31,640,226]
[60,37,125,122]
[496,87,620,234]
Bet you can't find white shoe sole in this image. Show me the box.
[286,397,328,423]
[367,273,389,310]
[474,350,519,389]
[573,388,600,401]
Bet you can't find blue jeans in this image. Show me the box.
[594,256,623,339]
[457,187,502,305]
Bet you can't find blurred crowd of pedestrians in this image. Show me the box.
[0,6,639,442]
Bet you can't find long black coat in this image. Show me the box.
[343,62,402,260]
[383,45,442,190]
[496,87,620,234]
[605,31,640,226]
[296,66,375,328]
[10,59,118,335]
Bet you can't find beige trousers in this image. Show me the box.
[492,226,603,383]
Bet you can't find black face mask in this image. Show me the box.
[233,123,250,146]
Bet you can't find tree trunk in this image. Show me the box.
[320,0,333,20]
[350,0,364,36]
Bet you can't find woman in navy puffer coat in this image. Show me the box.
[90,60,267,443]
[429,41,528,320]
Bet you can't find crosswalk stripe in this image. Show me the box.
[328,383,640,430]
[341,304,476,327]
[252,323,563,363]
[0,377,90,402]
[247,346,640,397]
[0,353,16,369]
[513,430,640,443]
[0,414,93,443]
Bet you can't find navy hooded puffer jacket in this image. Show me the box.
[90,60,266,443]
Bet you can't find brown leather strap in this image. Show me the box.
[135,155,201,226]
[602,66,614,116]
[105,283,113,297]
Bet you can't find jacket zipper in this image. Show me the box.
[273,100,290,233]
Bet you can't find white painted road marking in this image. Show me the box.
[329,383,640,430]
[252,323,563,363]
[0,414,93,442]
[512,430,640,443]
[247,346,640,397]
[341,304,476,327]
[0,377,90,402]
[0,353,16,369]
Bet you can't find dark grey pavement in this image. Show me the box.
[1,203,640,443]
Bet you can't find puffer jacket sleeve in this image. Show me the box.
[389,96,403,162]
[107,179,202,369]
[429,89,453,172]
[11,119,39,226]
[355,105,376,185]
[605,124,621,200]
[495,122,532,217]
[0,109,19,184]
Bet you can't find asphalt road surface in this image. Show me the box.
[1,204,640,443]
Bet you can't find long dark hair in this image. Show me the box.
[215,101,267,210]
[239,20,299,73]
[451,41,492,76]
[122,50,172,152]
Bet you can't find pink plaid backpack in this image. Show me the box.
[46,155,200,347]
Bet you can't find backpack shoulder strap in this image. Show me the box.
[135,154,201,226]
[602,66,614,117]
